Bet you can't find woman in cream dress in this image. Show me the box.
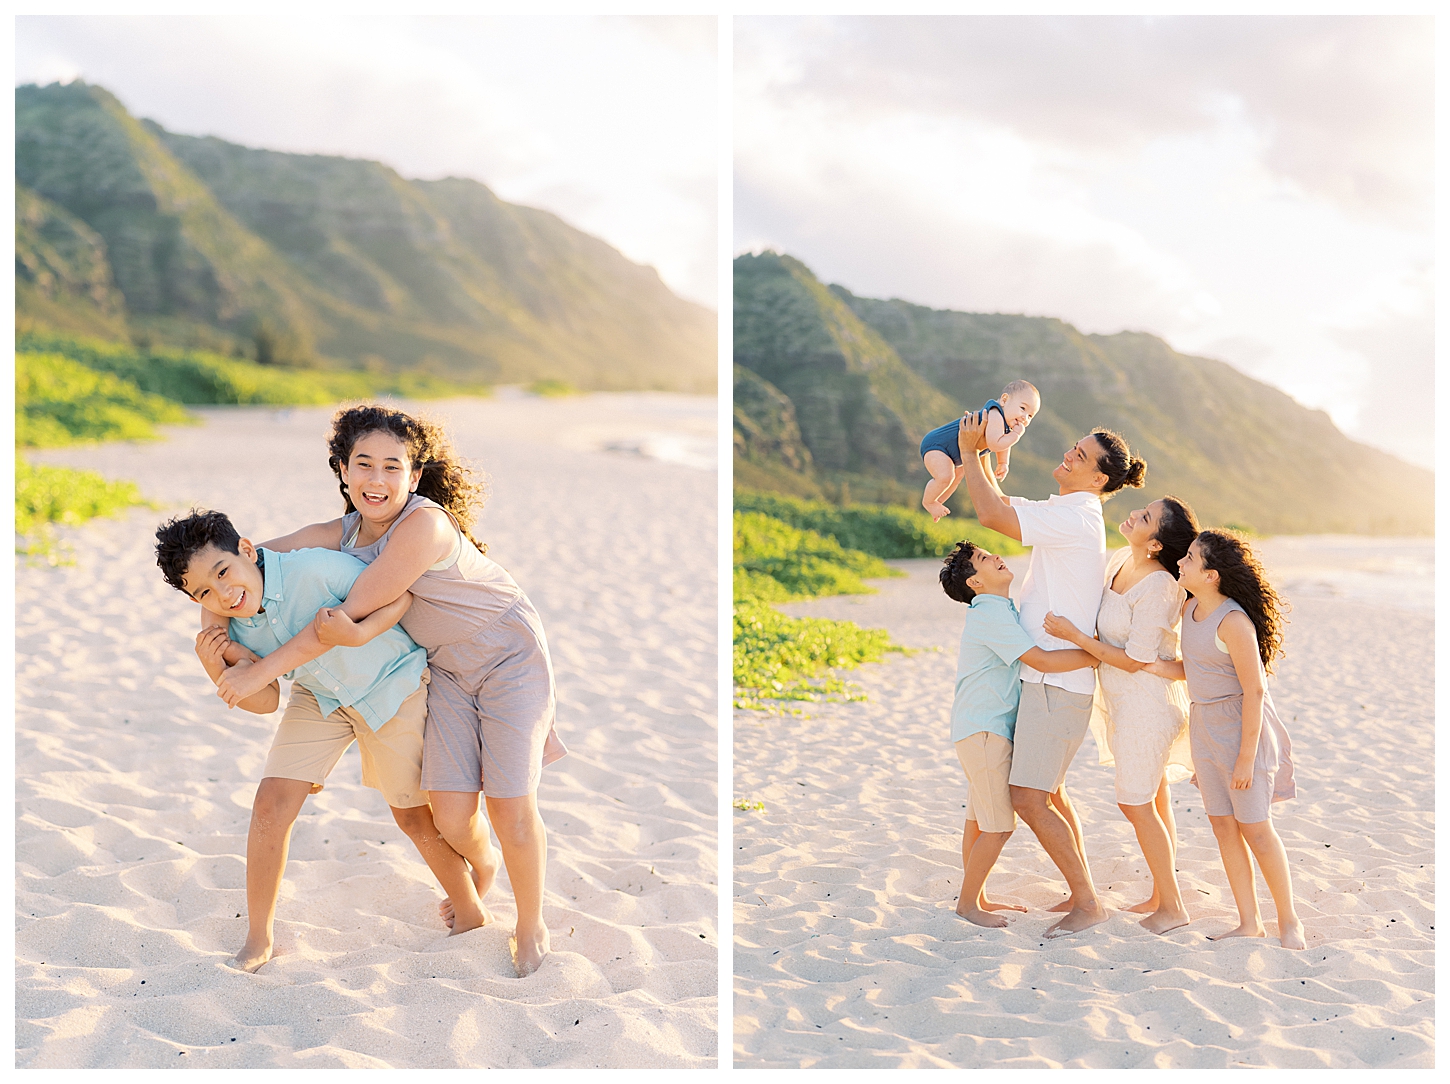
[1044,496,1199,934]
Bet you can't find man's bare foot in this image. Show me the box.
[1208,920,1266,941]
[510,923,550,977]
[925,502,950,522]
[438,849,499,929]
[1125,894,1160,914]
[1140,906,1190,935]
[228,937,273,973]
[1043,901,1110,939]
[1047,897,1074,913]
[957,904,1010,928]
[978,896,1028,913]
[1278,918,1306,950]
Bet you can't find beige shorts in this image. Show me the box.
[261,674,430,809]
[955,732,1016,833]
[1007,680,1093,793]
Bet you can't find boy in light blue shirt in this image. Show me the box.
[156,509,481,972]
[940,540,1097,928]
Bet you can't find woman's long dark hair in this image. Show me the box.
[1152,496,1199,579]
[1196,528,1286,674]
[327,403,488,553]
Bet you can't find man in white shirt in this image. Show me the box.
[955,409,1147,938]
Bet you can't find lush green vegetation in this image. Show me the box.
[17,351,192,447]
[527,378,578,398]
[734,510,898,603]
[19,332,484,406]
[15,459,152,563]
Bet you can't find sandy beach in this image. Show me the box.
[16,390,718,1069]
[733,538,1433,1068]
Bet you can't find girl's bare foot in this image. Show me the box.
[1140,906,1190,935]
[1279,919,1306,950]
[229,937,273,973]
[978,896,1028,913]
[1208,921,1265,941]
[438,850,499,929]
[510,923,550,977]
[957,904,1010,928]
[1125,894,1160,915]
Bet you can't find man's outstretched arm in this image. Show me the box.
[957,411,1022,541]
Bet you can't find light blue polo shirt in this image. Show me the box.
[950,593,1039,743]
[228,548,427,731]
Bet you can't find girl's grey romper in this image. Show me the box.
[342,493,567,798]
[1181,597,1295,823]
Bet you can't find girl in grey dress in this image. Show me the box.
[1151,529,1304,949]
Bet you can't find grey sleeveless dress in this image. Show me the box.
[1181,597,1294,822]
[341,493,567,798]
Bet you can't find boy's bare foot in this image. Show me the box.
[438,854,499,928]
[439,897,493,934]
[228,937,274,973]
[1043,901,1110,939]
[510,923,550,977]
[1125,894,1160,914]
[1208,920,1266,941]
[1279,919,1306,950]
[957,904,1010,928]
[978,896,1028,913]
[1140,906,1190,935]
[925,502,950,522]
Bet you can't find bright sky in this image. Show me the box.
[735,15,1433,468]
[16,12,718,309]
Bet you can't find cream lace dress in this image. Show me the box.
[1087,547,1194,805]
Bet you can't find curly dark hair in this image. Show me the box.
[1090,428,1147,495]
[1195,528,1287,674]
[155,509,242,594]
[326,403,489,553]
[1151,496,1199,579]
[939,539,982,604]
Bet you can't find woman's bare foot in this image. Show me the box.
[1044,900,1110,939]
[510,923,550,977]
[228,936,274,973]
[1208,920,1265,941]
[1140,906,1190,935]
[978,896,1028,913]
[1278,918,1306,950]
[1125,894,1160,915]
[957,903,1010,928]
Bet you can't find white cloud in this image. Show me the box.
[16,12,718,307]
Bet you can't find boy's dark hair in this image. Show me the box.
[155,509,242,594]
[1152,495,1199,579]
[1090,428,1148,495]
[939,539,981,604]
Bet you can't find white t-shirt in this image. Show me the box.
[1009,490,1108,695]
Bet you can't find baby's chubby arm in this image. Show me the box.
[195,627,279,713]
[983,410,1025,453]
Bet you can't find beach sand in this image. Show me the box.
[733,540,1433,1068]
[16,391,718,1069]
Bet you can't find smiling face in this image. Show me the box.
[1177,539,1218,596]
[339,430,422,526]
[182,539,265,618]
[966,548,1015,597]
[1052,434,1110,494]
[1120,499,1166,557]
[1001,389,1040,430]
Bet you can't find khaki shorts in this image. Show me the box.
[1007,680,1093,793]
[955,731,1016,833]
[261,673,430,809]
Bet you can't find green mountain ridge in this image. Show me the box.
[734,252,1432,535]
[16,81,715,392]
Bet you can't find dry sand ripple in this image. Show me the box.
[733,550,1432,1068]
[17,394,718,1069]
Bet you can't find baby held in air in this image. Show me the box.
[919,380,1040,522]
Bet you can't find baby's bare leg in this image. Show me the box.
[232,776,314,973]
[922,450,958,520]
